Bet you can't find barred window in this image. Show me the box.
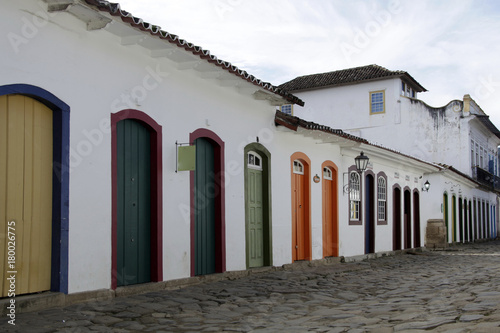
[377,177,387,221]
[350,172,360,220]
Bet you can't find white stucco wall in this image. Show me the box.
[3,1,498,297]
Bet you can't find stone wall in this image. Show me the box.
[425,219,448,248]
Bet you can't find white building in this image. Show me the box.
[280,64,500,244]
[1,1,496,306]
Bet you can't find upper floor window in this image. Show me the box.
[280,104,293,116]
[349,172,361,221]
[370,90,385,114]
[293,160,304,174]
[377,176,387,221]
[247,151,262,170]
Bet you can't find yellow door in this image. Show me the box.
[0,95,52,296]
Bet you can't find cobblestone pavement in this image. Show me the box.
[7,241,500,332]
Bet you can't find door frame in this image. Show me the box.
[0,84,69,294]
[403,187,412,249]
[321,160,338,258]
[244,143,272,268]
[365,171,375,254]
[413,189,421,248]
[189,128,225,276]
[392,185,401,250]
[290,152,311,262]
[111,109,163,290]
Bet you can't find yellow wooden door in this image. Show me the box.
[0,94,52,296]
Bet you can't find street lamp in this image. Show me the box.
[343,152,370,194]
[355,151,369,173]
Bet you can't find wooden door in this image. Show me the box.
[393,187,401,250]
[322,166,337,257]
[0,95,52,296]
[404,190,411,249]
[116,119,151,286]
[292,160,308,261]
[247,165,264,267]
[365,174,375,254]
[194,138,216,275]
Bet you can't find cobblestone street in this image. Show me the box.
[8,241,500,332]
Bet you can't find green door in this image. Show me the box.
[195,138,216,275]
[248,164,264,267]
[117,119,151,286]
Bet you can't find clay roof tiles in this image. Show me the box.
[83,0,304,106]
[279,64,426,93]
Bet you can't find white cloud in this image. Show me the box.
[116,0,500,127]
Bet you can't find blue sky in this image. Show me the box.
[117,0,500,127]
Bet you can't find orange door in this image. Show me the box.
[292,159,310,261]
[322,167,338,257]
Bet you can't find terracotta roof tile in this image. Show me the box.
[275,111,441,171]
[274,111,369,143]
[83,0,304,106]
[279,64,426,93]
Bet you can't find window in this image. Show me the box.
[247,151,262,170]
[370,91,385,114]
[475,143,479,166]
[471,140,475,169]
[377,177,387,221]
[280,104,293,116]
[323,167,332,180]
[349,172,360,220]
[480,147,484,168]
[293,160,304,174]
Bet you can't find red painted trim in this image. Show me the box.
[111,109,163,289]
[392,184,402,250]
[189,128,226,276]
[403,186,412,249]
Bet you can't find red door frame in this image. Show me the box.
[189,128,226,276]
[111,109,163,289]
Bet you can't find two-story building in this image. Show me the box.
[280,64,500,243]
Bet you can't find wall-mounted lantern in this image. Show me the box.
[422,180,431,192]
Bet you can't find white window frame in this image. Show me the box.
[377,177,387,221]
[323,167,332,180]
[349,172,360,221]
[247,151,263,171]
[293,160,304,175]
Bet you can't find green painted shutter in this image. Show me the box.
[117,119,151,286]
[194,138,216,275]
